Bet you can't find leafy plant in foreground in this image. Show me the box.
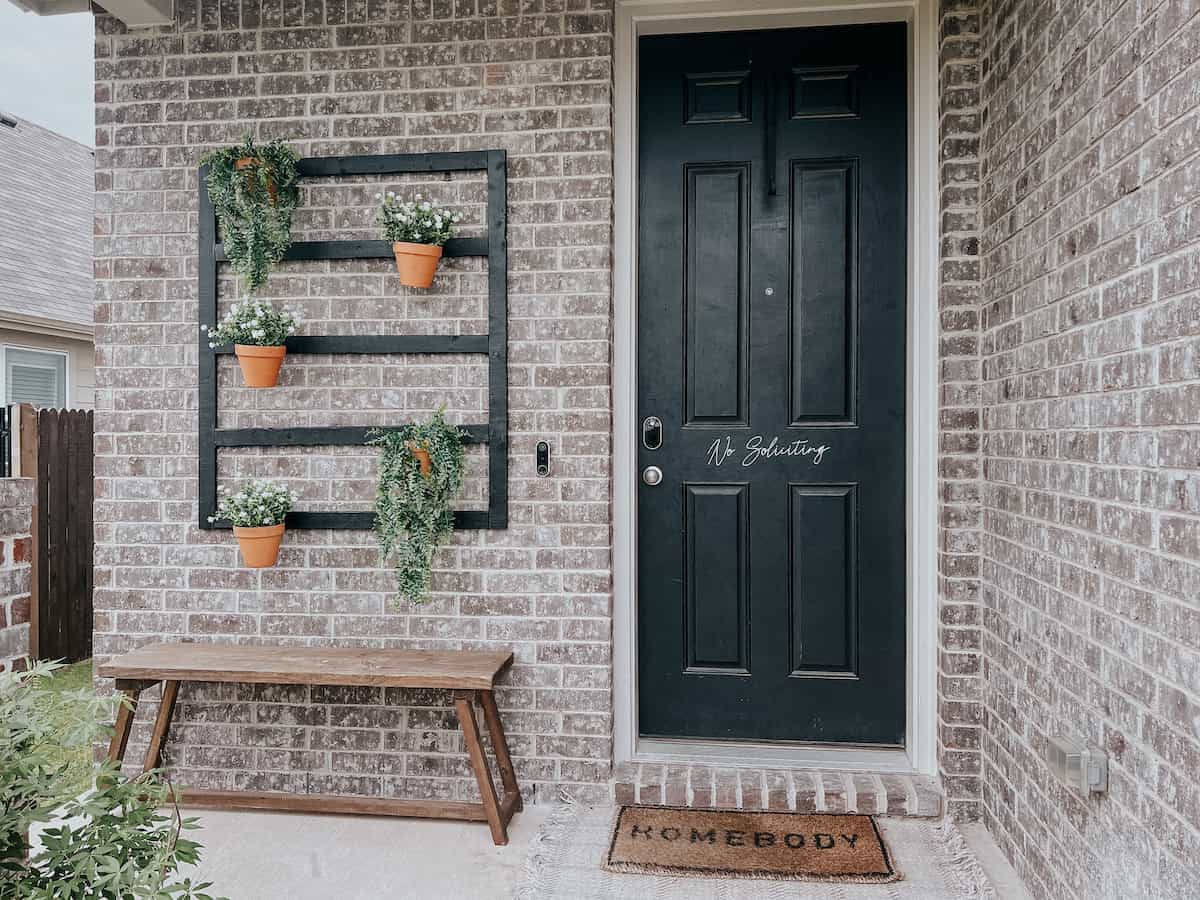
[0,660,220,899]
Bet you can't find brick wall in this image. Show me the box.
[93,0,614,805]
[0,478,34,672]
[937,0,985,823]
[976,0,1200,896]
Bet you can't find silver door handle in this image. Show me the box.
[642,466,663,486]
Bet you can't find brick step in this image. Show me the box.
[611,762,942,818]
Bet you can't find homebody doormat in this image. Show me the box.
[605,806,900,883]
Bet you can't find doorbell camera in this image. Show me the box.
[536,441,551,477]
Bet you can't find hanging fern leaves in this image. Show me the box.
[201,136,301,295]
[369,410,467,605]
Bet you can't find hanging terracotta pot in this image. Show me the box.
[234,344,286,388]
[233,523,285,568]
[234,156,278,205]
[392,242,443,288]
[406,440,433,477]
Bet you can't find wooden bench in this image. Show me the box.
[98,642,523,845]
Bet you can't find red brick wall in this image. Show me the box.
[0,478,34,672]
[976,0,1200,896]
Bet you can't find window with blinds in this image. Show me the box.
[2,347,67,408]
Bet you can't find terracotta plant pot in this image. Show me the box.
[392,242,443,288]
[234,344,286,387]
[234,156,278,205]
[406,441,433,477]
[233,523,285,568]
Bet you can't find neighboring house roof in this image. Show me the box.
[7,0,173,29]
[0,112,94,336]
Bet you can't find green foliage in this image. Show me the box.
[0,661,220,899]
[200,136,300,295]
[202,298,300,348]
[370,410,467,604]
[376,193,461,246]
[208,480,297,528]
[32,662,95,802]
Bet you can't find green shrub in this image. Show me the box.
[0,660,220,899]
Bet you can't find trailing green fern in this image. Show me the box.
[201,136,300,295]
[369,410,467,605]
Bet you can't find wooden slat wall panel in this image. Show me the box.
[32,408,93,662]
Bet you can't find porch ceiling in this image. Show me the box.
[6,0,173,28]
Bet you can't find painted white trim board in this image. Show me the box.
[612,0,940,775]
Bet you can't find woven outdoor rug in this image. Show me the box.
[517,803,997,899]
[605,807,898,883]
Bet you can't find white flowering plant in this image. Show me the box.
[376,192,461,246]
[202,299,299,348]
[208,480,297,528]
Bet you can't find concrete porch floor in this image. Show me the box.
[181,805,554,899]
[177,804,1032,900]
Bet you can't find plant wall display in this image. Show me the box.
[201,136,301,295]
[0,660,220,898]
[197,149,510,534]
[370,409,467,604]
[202,298,301,388]
[210,480,298,568]
[377,192,462,288]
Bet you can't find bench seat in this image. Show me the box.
[98,642,523,845]
[100,642,513,690]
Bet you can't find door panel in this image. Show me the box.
[685,483,750,673]
[789,483,857,676]
[637,23,907,745]
[790,159,856,425]
[685,164,750,425]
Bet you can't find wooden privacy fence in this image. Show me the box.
[15,405,94,663]
[0,406,12,478]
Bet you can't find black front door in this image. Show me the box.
[637,24,907,744]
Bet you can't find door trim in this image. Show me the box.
[613,0,940,775]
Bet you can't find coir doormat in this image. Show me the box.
[604,806,900,883]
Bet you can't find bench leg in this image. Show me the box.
[106,679,144,767]
[143,680,180,773]
[479,689,522,812]
[454,691,508,846]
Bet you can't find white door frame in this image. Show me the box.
[612,0,940,775]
